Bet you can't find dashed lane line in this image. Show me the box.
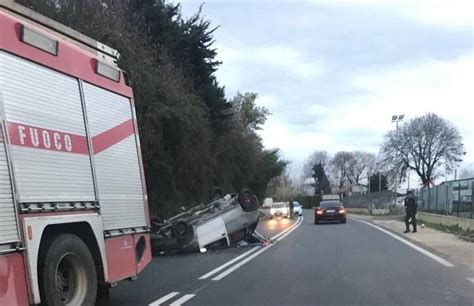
[149,292,180,306]
[169,294,196,306]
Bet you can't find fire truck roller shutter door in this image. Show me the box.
[0,52,95,203]
[82,83,146,231]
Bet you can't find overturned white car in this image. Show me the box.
[151,189,260,254]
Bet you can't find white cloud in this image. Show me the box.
[259,55,474,167]
[215,43,325,93]
[307,0,474,28]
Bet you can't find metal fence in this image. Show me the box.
[342,190,395,209]
[414,178,474,219]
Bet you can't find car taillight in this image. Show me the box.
[316,209,324,215]
[338,208,346,214]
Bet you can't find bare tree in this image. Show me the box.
[266,170,297,201]
[346,151,377,186]
[330,151,353,189]
[381,113,465,187]
[303,150,331,178]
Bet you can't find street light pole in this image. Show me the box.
[407,170,410,191]
[391,114,405,204]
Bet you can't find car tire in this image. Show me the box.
[314,220,319,224]
[39,234,97,306]
[341,219,347,224]
[171,220,194,246]
[238,189,259,212]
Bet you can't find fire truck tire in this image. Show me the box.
[238,189,258,212]
[39,234,97,306]
[96,284,111,305]
[171,220,194,245]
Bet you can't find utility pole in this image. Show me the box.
[368,172,371,193]
[379,172,382,192]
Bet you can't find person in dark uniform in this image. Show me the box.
[289,199,295,219]
[404,190,417,233]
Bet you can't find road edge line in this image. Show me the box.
[211,216,304,281]
[355,219,454,268]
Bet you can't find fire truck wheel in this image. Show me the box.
[171,220,194,245]
[238,189,259,212]
[39,234,97,306]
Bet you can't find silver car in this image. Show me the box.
[293,201,303,216]
[151,189,260,253]
[270,202,290,218]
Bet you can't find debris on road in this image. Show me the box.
[151,189,261,255]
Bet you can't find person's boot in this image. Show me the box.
[412,226,417,233]
[403,229,410,233]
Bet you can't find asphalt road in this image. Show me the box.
[110,210,474,305]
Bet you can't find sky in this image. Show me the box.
[176,0,474,181]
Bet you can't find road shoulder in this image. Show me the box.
[349,213,474,273]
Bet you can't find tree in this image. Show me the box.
[16,0,286,216]
[231,92,270,132]
[266,170,296,201]
[381,113,465,187]
[311,162,332,195]
[249,149,288,200]
[330,151,353,190]
[346,151,377,186]
[303,150,331,178]
[369,173,388,192]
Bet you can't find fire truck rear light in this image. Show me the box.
[96,61,121,82]
[27,226,33,240]
[20,25,58,56]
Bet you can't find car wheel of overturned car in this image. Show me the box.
[238,189,259,212]
[171,220,194,246]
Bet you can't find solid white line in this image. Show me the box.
[356,220,454,268]
[212,216,304,281]
[149,292,180,306]
[198,246,260,279]
[270,216,302,240]
[467,277,474,284]
[198,216,302,280]
[169,294,196,306]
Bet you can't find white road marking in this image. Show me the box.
[211,216,304,281]
[356,220,454,268]
[198,215,302,280]
[467,277,474,284]
[270,217,302,240]
[149,292,180,306]
[198,246,260,279]
[169,294,196,306]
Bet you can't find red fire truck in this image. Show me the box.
[0,1,152,305]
